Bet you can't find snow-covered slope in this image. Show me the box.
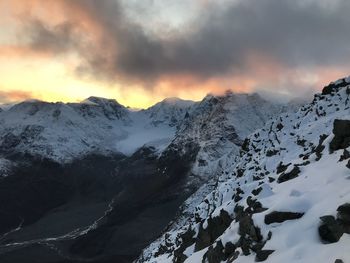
[171,92,282,182]
[0,92,281,167]
[151,92,285,232]
[138,78,350,263]
[0,96,194,162]
[143,97,194,127]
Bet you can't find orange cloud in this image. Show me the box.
[1,0,349,108]
[0,90,33,103]
[0,44,52,58]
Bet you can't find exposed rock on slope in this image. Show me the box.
[169,92,282,184]
[139,77,350,263]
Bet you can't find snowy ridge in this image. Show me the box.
[0,92,281,166]
[138,78,350,263]
[168,92,282,182]
[0,97,194,163]
[143,97,195,127]
[153,92,284,228]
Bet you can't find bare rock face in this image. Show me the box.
[195,210,233,251]
[330,119,350,152]
[322,78,350,95]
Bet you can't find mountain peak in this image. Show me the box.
[82,96,124,107]
[158,97,195,108]
[322,76,350,95]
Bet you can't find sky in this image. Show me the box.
[1,0,350,108]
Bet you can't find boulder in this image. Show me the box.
[255,250,274,262]
[330,119,350,152]
[277,166,300,183]
[337,203,350,224]
[318,216,344,243]
[337,203,350,233]
[264,211,304,224]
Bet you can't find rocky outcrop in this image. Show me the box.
[318,215,344,243]
[277,166,300,183]
[330,119,350,152]
[139,78,350,263]
[322,78,350,95]
[319,203,350,243]
[195,210,233,251]
[264,211,304,224]
[255,250,274,262]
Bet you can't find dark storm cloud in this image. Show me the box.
[27,19,78,53]
[25,0,350,83]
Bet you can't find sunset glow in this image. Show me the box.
[1,0,350,107]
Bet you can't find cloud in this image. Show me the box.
[65,0,350,79]
[27,19,78,53]
[0,90,33,104]
[5,0,350,97]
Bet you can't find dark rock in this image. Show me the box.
[252,187,263,196]
[239,215,262,242]
[322,84,335,95]
[234,205,245,221]
[318,216,344,243]
[173,228,196,263]
[202,241,226,263]
[266,149,279,157]
[330,119,350,152]
[315,134,328,161]
[337,203,350,226]
[246,197,267,214]
[195,210,233,251]
[334,259,344,263]
[276,162,290,174]
[277,166,300,183]
[255,250,274,262]
[224,242,236,257]
[268,177,275,183]
[297,139,306,147]
[264,211,304,224]
[242,138,250,152]
[339,149,350,162]
[322,79,349,95]
[237,169,244,178]
[347,160,350,169]
[276,123,284,131]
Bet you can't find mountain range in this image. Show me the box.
[0,78,349,263]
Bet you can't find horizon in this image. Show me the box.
[0,88,313,110]
[1,0,350,108]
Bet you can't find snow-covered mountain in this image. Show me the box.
[0,96,194,166]
[170,92,283,182]
[138,78,350,263]
[0,93,282,174]
[0,91,284,263]
[143,97,194,127]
